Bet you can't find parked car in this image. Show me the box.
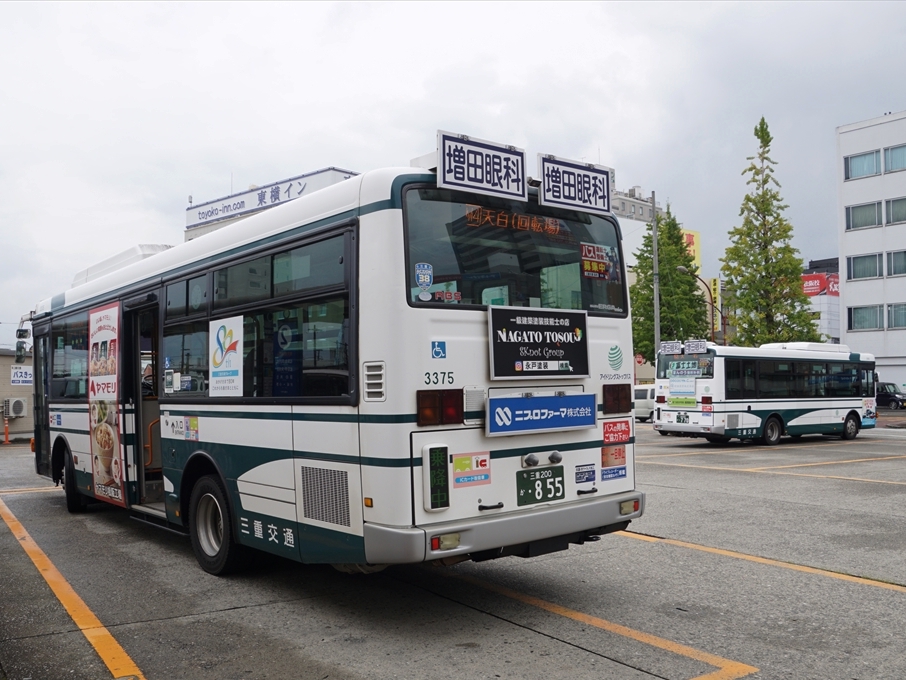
[634,385,655,422]
[877,382,906,410]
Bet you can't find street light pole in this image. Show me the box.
[651,192,660,355]
[677,266,722,344]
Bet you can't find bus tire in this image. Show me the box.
[189,474,250,576]
[64,450,88,513]
[761,417,782,446]
[842,414,860,440]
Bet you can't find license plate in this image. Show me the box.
[676,413,689,424]
[516,466,565,506]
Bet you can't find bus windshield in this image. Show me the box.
[404,186,626,314]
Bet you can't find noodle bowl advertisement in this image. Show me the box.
[88,302,126,507]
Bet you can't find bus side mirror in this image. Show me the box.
[874,372,879,383]
[15,340,26,363]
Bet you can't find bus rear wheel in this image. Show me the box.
[842,414,860,440]
[761,417,782,446]
[189,474,250,576]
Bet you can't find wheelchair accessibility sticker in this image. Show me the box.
[432,341,447,359]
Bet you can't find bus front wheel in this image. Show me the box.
[761,417,782,446]
[842,414,860,440]
[189,475,250,576]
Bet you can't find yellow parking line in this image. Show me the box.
[618,531,906,594]
[453,573,758,680]
[639,459,906,486]
[0,496,145,680]
[747,454,906,471]
[758,471,906,485]
[0,486,62,495]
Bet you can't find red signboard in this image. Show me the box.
[603,419,631,444]
[801,273,839,297]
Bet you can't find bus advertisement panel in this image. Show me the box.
[88,302,126,507]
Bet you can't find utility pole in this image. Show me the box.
[651,191,660,356]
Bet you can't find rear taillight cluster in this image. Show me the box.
[417,389,464,427]
[602,383,632,414]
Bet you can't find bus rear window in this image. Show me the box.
[657,353,714,379]
[403,187,626,314]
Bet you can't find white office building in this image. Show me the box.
[837,110,906,387]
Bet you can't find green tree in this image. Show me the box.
[630,207,710,363]
[720,118,821,346]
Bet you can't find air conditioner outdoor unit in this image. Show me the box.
[4,398,27,418]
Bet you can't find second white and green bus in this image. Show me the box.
[653,342,877,445]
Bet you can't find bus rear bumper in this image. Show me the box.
[363,491,645,564]
[653,421,727,436]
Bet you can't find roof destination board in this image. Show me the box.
[437,131,527,201]
[537,154,612,215]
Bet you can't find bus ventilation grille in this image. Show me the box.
[727,414,739,429]
[300,466,351,527]
[362,361,386,402]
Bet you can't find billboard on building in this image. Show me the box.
[802,273,839,297]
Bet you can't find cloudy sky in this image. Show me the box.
[1,2,903,349]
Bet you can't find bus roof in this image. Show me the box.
[707,343,875,363]
[33,168,432,320]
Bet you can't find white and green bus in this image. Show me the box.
[30,152,643,575]
[653,341,877,445]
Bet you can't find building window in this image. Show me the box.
[889,303,906,329]
[886,144,906,173]
[848,305,883,330]
[845,202,882,230]
[844,150,881,180]
[621,201,626,211]
[886,197,906,225]
[846,253,883,280]
[631,205,636,215]
[649,208,653,218]
[888,250,906,277]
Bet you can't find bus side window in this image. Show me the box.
[860,365,874,398]
[161,323,209,396]
[726,360,741,400]
[812,362,827,396]
[742,360,756,400]
[793,362,812,398]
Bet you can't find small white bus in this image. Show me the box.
[30,149,643,574]
[653,342,877,445]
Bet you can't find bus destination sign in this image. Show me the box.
[537,154,612,215]
[437,131,527,201]
[488,306,589,380]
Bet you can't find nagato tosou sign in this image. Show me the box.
[488,306,589,380]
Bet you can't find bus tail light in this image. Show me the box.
[656,395,666,404]
[701,396,712,405]
[620,499,640,515]
[417,389,464,426]
[602,384,631,414]
[431,533,461,551]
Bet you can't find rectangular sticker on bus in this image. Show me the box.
[452,452,491,488]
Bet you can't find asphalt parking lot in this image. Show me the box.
[3,415,906,680]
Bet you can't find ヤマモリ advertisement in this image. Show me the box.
[88,302,126,507]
